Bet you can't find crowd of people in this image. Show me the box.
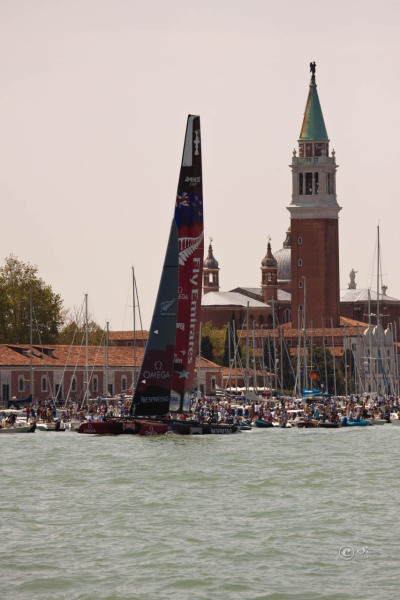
[7,391,400,427]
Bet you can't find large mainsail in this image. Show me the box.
[170,115,204,413]
[130,115,202,417]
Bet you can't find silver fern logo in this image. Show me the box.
[179,232,204,266]
[160,298,175,313]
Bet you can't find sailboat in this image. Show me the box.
[78,115,237,435]
[131,114,237,434]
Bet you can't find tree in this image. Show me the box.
[200,321,226,365]
[58,306,105,346]
[200,335,214,362]
[0,255,63,344]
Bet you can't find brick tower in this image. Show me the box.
[261,240,278,303]
[288,62,341,329]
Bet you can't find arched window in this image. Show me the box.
[92,375,98,393]
[299,281,303,288]
[121,376,127,392]
[18,376,24,393]
[71,376,77,392]
[298,237,303,245]
[298,259,303,266]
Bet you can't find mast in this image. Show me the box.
[105,321,109,397]
[85,294,89,406]
[252,320,257,392]
[331,318,337,398]
[296,311,301,396]
[245,301,250,396]
[272,297,277,393]
[322,317,328,394]
[376,226,381,394]
[303,278,307,392]
[132,266,137,392]
[29,290,33,401]
[197,322,202,396]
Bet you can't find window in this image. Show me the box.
[324,339,328,345]
[299,173,303,195]
[314,172,319,194]
[298,259,303,266]
[268,273,272,282]
[93,375,98,393]
[18,376,24,393]
[299,304,303,311]
[71,376,77,392]
[327,173,332,194]
[287,339,292,346]
[121,376,127,392]
[305,172,313,194]
[211,377,216,391]
[298,237,303,245]
[41,376,47,392]
[298,281,303,288]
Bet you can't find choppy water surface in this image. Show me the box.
[1,425,399,600]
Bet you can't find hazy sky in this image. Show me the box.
[2,0,400,330]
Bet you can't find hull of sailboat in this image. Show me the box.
[77,418,169,435]
[77,419,140,435]
[170,420,239,435]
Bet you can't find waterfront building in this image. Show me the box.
[0,343,222,406]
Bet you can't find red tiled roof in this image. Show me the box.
[0,344,221,369]
[108,330,148,341]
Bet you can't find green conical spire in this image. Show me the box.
[299,66,328,141]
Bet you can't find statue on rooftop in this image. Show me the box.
[349,268,357,289]
[310,61,316,75]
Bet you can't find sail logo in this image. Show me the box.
[140,395,170,404]
[194,129,200,155]
[143,361,171,381]
[160,298,176,314]
[184,176,201,184]
[179,232,204,266]
[187,257,201,365]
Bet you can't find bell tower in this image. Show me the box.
[203,240,220,294]
[261,240,278,303]
[288,62,341,329]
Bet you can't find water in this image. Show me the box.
[1,425,399,600]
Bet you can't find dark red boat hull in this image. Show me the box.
[77,418,169,435]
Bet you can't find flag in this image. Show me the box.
[310,371,320,381]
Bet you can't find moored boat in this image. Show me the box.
[253,418,275,428]
[0,412,36,433]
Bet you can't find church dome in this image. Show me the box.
[204,242,219,269]
[273,228,291,283]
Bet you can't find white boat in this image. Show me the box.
[0,412,36,433]
[36,420,66,431]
